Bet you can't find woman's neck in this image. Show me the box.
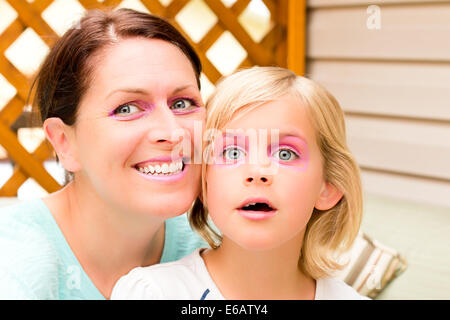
[202,235,316,300]
[43,180,166,299]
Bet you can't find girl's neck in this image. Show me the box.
[201,235,316,300]
[43,179,166,299]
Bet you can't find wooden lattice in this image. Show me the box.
[0,0,305,196]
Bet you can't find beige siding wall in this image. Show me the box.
[306,0,450,207]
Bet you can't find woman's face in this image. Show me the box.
[70,37,205,219]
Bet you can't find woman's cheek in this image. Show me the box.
[177,117,204,163]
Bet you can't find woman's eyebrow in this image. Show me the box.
[171,84,197,95]
[105,84,197,99]
[106,88,148,99]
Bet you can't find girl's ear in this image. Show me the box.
[43,118,81,173]
[314,181,343,210]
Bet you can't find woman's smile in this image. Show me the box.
[134,156,189,182]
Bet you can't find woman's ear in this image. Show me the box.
[314,181,343,211]
[43,118,81,172]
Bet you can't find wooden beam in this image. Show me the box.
[6,0,58,47]
[0,55,31,101]
[140,0,165,15]
[0,97,25,128]
[205,0,274,66]
[0,19,25,54]
[0,121,60,193]
[0,140,54,196]
[164,0,190,18]
[287,0,306,75]
[198,0,250,53]
[170,20,222,83]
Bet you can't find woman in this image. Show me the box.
[0,8,207,299]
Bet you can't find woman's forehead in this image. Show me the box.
[88,38,198,92]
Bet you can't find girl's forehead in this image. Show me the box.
[220,97,313,137]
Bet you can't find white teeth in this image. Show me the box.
[246,203,256,207]
[138,160,183,176]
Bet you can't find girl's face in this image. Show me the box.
[69,37,205,218]
[206,95,327,250]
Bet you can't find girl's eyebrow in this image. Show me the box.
[222,132,248,144]
[222,130,308,145]
[279,133,308,145]
[222,132,244,138]
[277,126,309,144]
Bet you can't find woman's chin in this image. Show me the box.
[134,192,197,218]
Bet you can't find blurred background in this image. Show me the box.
[0,0,449,299]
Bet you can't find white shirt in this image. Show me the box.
[111,249,370,300]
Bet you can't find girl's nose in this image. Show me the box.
[244,170,274,186]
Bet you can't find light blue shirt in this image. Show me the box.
[0,199,208,299]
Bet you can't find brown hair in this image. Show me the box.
[32,8,201,125]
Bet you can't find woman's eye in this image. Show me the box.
[273,148,299,161]
[170,99,195,112]
[113,103,141,116]
[223,146,245,161]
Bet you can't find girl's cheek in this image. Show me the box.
[213,162,245,169]
[275,156,309,172]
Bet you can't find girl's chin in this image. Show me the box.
[227,234,289,252]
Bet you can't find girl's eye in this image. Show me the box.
[170,98,196,112]
[273,148,299,161]
[223,146,245,161]
[113,103,141,116]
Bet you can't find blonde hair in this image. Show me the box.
[189,66,363,279]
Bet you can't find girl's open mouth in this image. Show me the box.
[237,198,277,221]
[240,202,274,212]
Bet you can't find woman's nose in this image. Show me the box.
[146,106,185,146]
